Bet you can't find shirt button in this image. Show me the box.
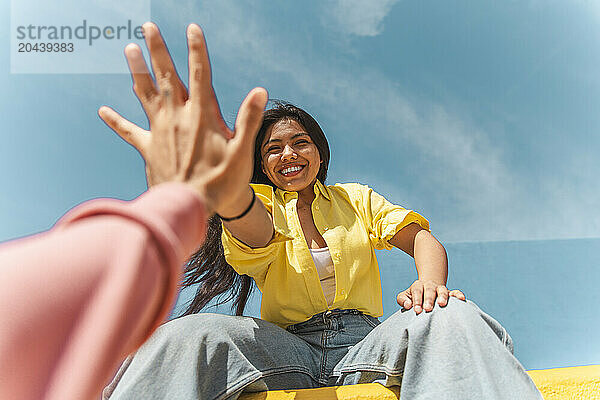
[315,205,319,210]
[323,227,328,231]
[340,289,346,295]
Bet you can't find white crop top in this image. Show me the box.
[308,246,336,307]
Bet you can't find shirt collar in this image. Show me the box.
[276,180,331,202]
[313,179,331,201]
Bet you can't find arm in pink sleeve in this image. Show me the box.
[0,182,207,400]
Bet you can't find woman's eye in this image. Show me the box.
[295,140,309,145]
[266,146,281,153]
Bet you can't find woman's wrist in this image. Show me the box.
[217,187,256,221]
[215,186,256,221]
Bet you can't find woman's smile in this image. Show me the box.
[279,163,306,177]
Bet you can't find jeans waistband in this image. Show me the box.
[286,309,364,333]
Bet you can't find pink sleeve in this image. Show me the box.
[0,182,207,400]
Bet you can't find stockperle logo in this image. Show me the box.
[10,0,150,74]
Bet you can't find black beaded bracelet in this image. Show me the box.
[217,187,256,221]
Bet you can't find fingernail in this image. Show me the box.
[142,22,154,36]
[125,43,141,56]
[188,24,200,37]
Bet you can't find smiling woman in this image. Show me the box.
[100,22,543,400]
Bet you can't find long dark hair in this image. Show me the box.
[179,101,330,316]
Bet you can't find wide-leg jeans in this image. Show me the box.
[104,298,543,400]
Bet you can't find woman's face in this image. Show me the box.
[260,119,321,193]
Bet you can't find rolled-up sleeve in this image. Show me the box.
[221,225,289,279]
[358,185,430,250]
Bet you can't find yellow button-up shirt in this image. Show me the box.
[221,180,429,328]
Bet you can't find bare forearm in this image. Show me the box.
[414,230,448,285]
[219,186,274,248]
[396,231,464,314]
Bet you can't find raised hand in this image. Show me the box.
[396,279,466,315]
[98,22,267,214]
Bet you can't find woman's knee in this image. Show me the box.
[416,297,510,342]
[384,296,475,332]
[426,298,513,351]
[436,295,473,314]
[421,296,477,326]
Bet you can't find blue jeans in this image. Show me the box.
[103,298,542,399]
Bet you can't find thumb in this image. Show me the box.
[396,290,412,309]
[232,87,268,152]
[449,289,467,301]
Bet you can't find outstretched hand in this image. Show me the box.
[396,279,466,315]
[98,22,267,214]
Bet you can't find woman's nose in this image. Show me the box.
[281,144,297,161]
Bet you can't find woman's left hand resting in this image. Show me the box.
[397,280,466,315]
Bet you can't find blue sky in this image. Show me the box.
[2,1,599,370]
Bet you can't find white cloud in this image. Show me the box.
[320,0,400,37]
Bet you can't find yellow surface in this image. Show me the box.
[239,365,600,400]
[527,365,600,400]
[239,383,399,400]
